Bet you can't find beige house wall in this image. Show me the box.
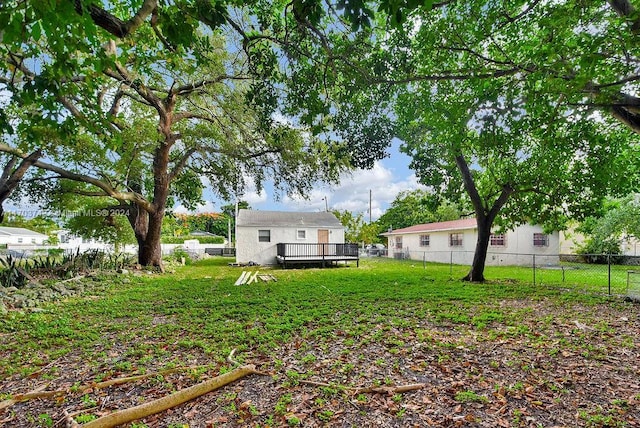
[386,224,560,266]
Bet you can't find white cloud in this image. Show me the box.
[184,140,424,219]
[275,161,424,220]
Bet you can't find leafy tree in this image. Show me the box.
[1,212,58,235]
[269,0,640,281]
[578,195,640,255]
[172,213,229,237]
[376,190,463,232]
[63,200,136,252]
[332,209,367,243]
[0,2,353,267]
[381,1,640,280]
[359,222,382,246]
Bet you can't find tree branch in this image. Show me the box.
[168,147,199,181]
[608,0,640,34]
[74,0,158,38]
[0,144,154,213]
[0,150,42,222]
[455,153,485,220]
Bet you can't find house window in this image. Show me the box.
[490,233,505,246]
[17,238,23,243]
[297,230,306,240]
[419,235,430,247]
[449,233,463,247]
[258,230,271,243]
[31,238,36,244]
[394,236,403,249]
[533,233,548,247]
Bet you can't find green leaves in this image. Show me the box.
[336,0,374,31]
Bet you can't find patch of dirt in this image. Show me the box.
[1,300,639,427]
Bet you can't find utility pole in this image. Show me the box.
[369,189,372,224]
[322,196,328,211]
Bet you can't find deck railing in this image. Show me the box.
[276,243,359,258]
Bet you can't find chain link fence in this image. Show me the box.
[387,250,640,296]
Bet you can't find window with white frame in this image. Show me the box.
[490,233,506,246]
[297,229,306,240]
[449,233,463,247]
[395,236,403,249]
[533,233,548,247]
[17,238,23,243]
[258,229,271,243]
[419,234,430,247]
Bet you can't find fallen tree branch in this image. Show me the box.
[82,364,258,428]
[297,379,426,395]
[0,365,210,411]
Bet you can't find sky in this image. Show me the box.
[175,139,425,222]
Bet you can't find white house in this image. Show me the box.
[0,227,49,246]
[56,230,115,253]
[381,219,560,266]
[236,210,347,266]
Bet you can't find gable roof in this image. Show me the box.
[236,209,343,228]
[0,227,49,238]
[381,218,477,236]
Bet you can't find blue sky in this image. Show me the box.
[177,139,424,221]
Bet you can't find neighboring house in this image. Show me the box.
[236,209,351,266]
[559,226,640,257]
[381,219,560,266]
[56,230,114,253]
[0,227,49,246]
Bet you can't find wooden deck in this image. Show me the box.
[276,243,359,268]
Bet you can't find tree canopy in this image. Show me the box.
[2,1,640,275]
[376,189,463,232]
[577,194,640,255]
[282,0,640,280]
[0,1,366,266]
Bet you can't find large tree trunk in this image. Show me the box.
[455,153,514,283]
[126,195,166,268]
[138,210,164,267]
[463,215,493,282]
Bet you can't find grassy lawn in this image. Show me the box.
[0,257,638,427]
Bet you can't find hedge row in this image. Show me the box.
[161,236,225,244]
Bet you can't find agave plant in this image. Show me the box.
[0,254,29,289]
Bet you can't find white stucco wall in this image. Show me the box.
[237,226,345,265]
[386,224,560,266]
[0,235,48,245]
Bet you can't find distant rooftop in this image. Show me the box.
[381,218,477,236]
[0,227,48,237]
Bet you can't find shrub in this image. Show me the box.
[161,235,224,244]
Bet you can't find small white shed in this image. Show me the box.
[236,210,347,266]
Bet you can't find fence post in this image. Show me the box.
[450,251,453,275]
[423,252,426,269]
[532,254,536,286]
[608,253,611,295]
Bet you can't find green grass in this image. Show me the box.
[2,257,638,427]
[0,257,621,380]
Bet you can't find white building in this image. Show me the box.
[0,227,49,246]
[236,210,347,266]
[381,219,560,266]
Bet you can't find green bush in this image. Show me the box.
[161,235,224,244]
[171,247,192,265]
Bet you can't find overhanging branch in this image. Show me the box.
[74,0,157,38]
[0,144,154,214]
